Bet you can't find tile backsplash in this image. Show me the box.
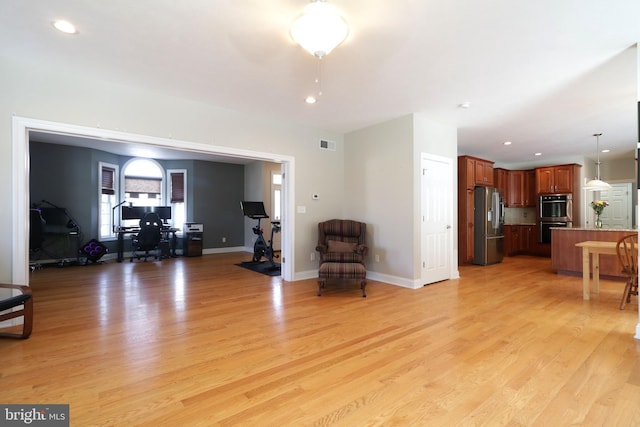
[504,207,536,224]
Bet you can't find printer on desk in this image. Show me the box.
[183,223,203,257]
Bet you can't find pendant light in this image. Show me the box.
[584,133,611,191]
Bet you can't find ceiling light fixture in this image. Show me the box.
[503,141,512,146]
[584,133,612,191]
[290,0,349,59]
[53,20,77,34]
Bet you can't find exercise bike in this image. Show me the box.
[241,201,281,267]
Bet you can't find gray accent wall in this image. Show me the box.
[191,160,245,248]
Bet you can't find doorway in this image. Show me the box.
[12,116,295,284]
[594,182,633,229]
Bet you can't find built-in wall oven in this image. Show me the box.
[539,194,572,243]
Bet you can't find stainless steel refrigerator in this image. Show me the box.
[473,186,505,265]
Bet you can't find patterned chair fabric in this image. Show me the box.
[316,219,368,265]
[316,219,368,297]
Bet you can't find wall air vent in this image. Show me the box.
[319,139,336,151]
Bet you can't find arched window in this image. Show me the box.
[122,158,164,227]
[100,158,187,237]
[123,159,163,204]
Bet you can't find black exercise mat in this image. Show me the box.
[236,261,281,277]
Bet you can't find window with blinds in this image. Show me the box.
[124,176,162,198]
[101,166,115,195]
[99,162,118,239]
[168,170,187,233]
[170,172,185,203]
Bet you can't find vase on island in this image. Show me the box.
[595,215,602,229]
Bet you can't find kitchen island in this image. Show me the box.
[551,227,637,279]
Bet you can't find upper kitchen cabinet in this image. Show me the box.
[507,170,535,207]
[459,155,494,189]
[535,164,580,194]
[474,158,494,187]
[494,168,508,194]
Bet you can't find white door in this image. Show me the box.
[597,182,632,229]
[421,154,453,285]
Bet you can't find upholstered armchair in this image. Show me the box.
[316,219,368,297]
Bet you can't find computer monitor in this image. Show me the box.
[121,206,146,220]
[147,206,172,221]
[241,201,268,219]
[121,206,172,221]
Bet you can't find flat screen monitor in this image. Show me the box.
[121,206,146,220]
[121,206,172,220]
[241,201,268,219]
[147,206,172,220]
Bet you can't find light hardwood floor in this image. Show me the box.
[2,253,639,426]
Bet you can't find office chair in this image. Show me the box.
[130,212,163,262]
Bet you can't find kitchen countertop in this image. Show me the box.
[552,227,637,232]
[505,223,536,226]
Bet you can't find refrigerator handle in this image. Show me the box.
[491,191,500,229]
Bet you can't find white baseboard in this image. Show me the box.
[203,246,246,255]
[293,268,422,289]
[294,270,319,281]
[366,271,422,289]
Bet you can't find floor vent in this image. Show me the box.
[319,139,336,151]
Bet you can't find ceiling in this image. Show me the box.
[2,1,639,165]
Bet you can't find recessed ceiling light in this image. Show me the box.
[534,152,542,156]
[503,141,512,146]
[305,96,317,104]
[458,102,471,109]
[601,149,610,153]
[53,20,77,34]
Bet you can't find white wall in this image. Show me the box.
[344,115,414,280]
[412,113,459,279]
[0,57,345,282]
[344,113,458,283]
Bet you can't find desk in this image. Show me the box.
[116,227,179,262]
[575,241,620,300]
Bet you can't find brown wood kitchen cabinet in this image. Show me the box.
[524,170,536,206]
[494,168,508,194]
[459,155,495,189]
[474,158,494,187]
[504,224,536,256]
[504,225,518,256]
[519,225,535,253]
[535,164,579,194]
[507,170,536,207]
